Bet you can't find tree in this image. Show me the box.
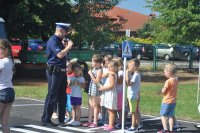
[147,0,200,44]
[0,0,72,40]
[137,22,153,39]
[0,0,122,47]
[71,0,122,48]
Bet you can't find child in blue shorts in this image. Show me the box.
[157,64,178,133]
[67,63,85,126]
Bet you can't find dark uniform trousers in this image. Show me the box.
[41,69,66,123]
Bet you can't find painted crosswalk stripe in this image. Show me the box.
[60,126,95,133]
[10,127,41,133]
[86,127,103,131]
[24,125,73,133]
[142,117,160,122]
[13,104,44,107]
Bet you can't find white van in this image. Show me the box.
[154,43,174,60]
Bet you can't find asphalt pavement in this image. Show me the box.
[3,98,199,133]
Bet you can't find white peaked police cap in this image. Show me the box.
[56,23,71,31]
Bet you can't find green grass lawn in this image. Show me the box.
[14,82,200,121]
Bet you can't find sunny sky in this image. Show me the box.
[117,0,152,15]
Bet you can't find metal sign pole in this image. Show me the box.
[197,57,200,103]
[112,40,132,133]
[121,57,127,132]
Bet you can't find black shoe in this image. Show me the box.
[41,121,57,126]
[57,122,66,127]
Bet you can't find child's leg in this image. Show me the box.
[136,110,141,125]
[65,111,69,118]
[168,103,176,131]
[131,112,137,128]
[92,96,100,124]
[173,115,179,129]
[76,105,81,122]
[72,105,76,121]
[88,96,93,123]
[128,99,138,128]
[98,98,102,120]
[161,116,168,130]
[118,110,122,123]
[65,95,71,118]
[169,117,174,131]
[0,103,12,133]
[108,109,116,127]
[173,116,177,125]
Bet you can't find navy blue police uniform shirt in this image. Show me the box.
[46,35,67,69]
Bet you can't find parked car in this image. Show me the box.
[172,44,200,61]
[0,17,6,39]
[187,45,200,60]
[172,45,191,60]
[100,43,122,57]
[27,39,46,51]
[10,38,23,58]
[129,43,153,60]
[154,43,174,60]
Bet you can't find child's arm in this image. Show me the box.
[102,71,109,78]
[161,87,167,94]
[99,72,115,91]
[80,77,86,89]
[67,79,70,87]
[88,69,102,84]
[117,71,123,85]
[161,80,169,94]
[68,79,73,87]
[126,70,133,86]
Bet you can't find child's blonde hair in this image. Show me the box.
[113,57,123,70]
[104,54,113,61]
[92,54,103,63]
[164,64,177,75]
[128,58,140,68]
[109,60,119,73]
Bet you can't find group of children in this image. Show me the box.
[58,54,179,133]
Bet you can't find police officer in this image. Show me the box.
[41,23,73,127]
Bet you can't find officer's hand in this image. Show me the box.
[67,40,73,49]
[62,39,68,47]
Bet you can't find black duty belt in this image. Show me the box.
[47,64,66,73]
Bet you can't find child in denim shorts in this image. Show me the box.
[0,39,15,133]
[157,64,179,133]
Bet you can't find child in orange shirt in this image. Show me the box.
[157,64,178,133]
[65,60,75,122]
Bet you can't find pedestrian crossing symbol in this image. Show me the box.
[122,40,132,58]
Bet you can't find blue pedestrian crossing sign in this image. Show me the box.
[122,40,132,58]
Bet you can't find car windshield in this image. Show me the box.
[10,39,23,45]
[28,39,44,44]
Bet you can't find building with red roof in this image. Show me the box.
[105,6,152,37]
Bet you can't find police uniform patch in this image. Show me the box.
[55,49,60,52]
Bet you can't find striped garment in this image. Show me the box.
[88,67,102,96]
